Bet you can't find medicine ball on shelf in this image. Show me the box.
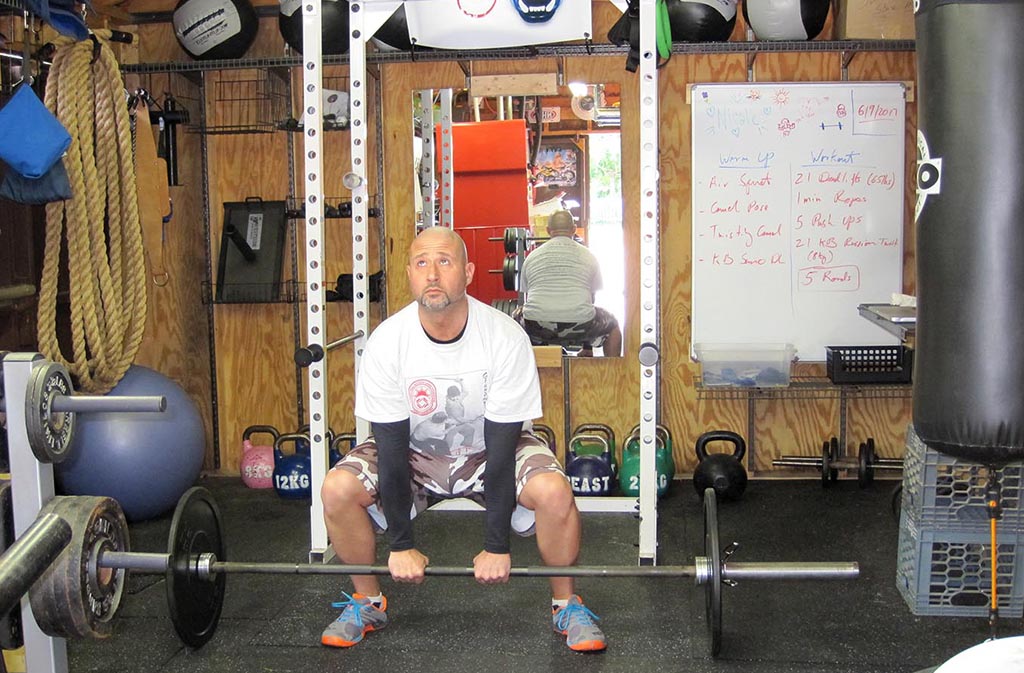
[279,0,351,55]
[172,0,258,61]
[664,0,738,43]
[743,0,830,41]
[56,366,206,522]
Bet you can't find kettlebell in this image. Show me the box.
[620,432,671,497]
[572,423,617,476]
[565,434,615,496]
[532,423,556,454]
[629,423,676,483]
[693,430,748,502]
[240,425,279,489]
[330,432,356,468]
[273,432,312,500]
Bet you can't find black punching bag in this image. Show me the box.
[913,0,1024,465]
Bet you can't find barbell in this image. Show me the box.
[0,358,166,464]
[27,487,858,656]
[772,437,903,488]
[293,330,365,367]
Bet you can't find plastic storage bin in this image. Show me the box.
[693,343,796,387]
[902,425,1024,530]
[896,509,1024,617]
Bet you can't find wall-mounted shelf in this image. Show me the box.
[121,40,915,75]
[694,376,911,473]
[695,376,912,401]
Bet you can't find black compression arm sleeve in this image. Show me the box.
[483,419,521,554]
[372,419,415,551]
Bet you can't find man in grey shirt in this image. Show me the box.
[519,210,622,356]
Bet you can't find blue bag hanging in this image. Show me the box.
[0,158,73,204]
[0,85,72,179]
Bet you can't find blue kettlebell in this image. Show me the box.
[330,432,356,468]
[273,432,312,499]
[565,434,615,496]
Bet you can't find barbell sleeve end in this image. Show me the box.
[50,395,167,414]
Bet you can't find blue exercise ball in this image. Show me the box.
[57,366,206,522]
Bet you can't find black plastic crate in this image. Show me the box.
[826,345,913,384]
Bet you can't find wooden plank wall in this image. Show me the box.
[123,5,915,477]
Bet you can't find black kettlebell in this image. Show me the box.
[693,430,748,502]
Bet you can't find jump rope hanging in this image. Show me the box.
[37,31,147,394]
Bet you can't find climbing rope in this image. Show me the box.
[37,31,147,394]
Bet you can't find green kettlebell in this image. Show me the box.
[571,423,617,476]
[620,431,671,497]
[628,423,676,484]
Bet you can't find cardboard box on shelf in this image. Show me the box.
[834,0,915,40]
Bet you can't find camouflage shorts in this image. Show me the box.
[522,306,619,348]
[332,429,566,536]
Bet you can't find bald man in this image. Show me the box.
[321,227,606,653]
[520,211,622,356]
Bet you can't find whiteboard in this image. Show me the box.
[691,82,905,362]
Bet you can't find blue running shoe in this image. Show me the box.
[321,593,388,648]
[553,595,606,652]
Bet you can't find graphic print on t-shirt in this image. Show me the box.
[406,370,488,458]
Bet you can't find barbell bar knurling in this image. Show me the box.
[96,550,858,583]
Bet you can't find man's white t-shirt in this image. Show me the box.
[520,237,602,323]
[355,296,542,458]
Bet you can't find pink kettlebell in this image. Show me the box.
[241,425,279,489]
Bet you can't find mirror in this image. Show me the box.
[411,84,625,357]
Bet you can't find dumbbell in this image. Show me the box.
[773,437,902,488]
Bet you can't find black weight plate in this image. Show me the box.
[167,487,226,649]
[703,488,722,657]
[502,256,517,292]
[26,362,75,464]
[504,227,517,255]
[858,440,874,488]
[828,437,840,483]
[29,496,129,639]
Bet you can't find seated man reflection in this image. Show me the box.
[518,211,622,357]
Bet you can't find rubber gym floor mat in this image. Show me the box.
[64,477,996,673]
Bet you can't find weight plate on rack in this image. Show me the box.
[703,488,722,657]
[167,487,226,649]
[25,362,75,464]
[502,256,518,292]
[29,496,129,639]
[504,227,517,255]
[858,438,876,488]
